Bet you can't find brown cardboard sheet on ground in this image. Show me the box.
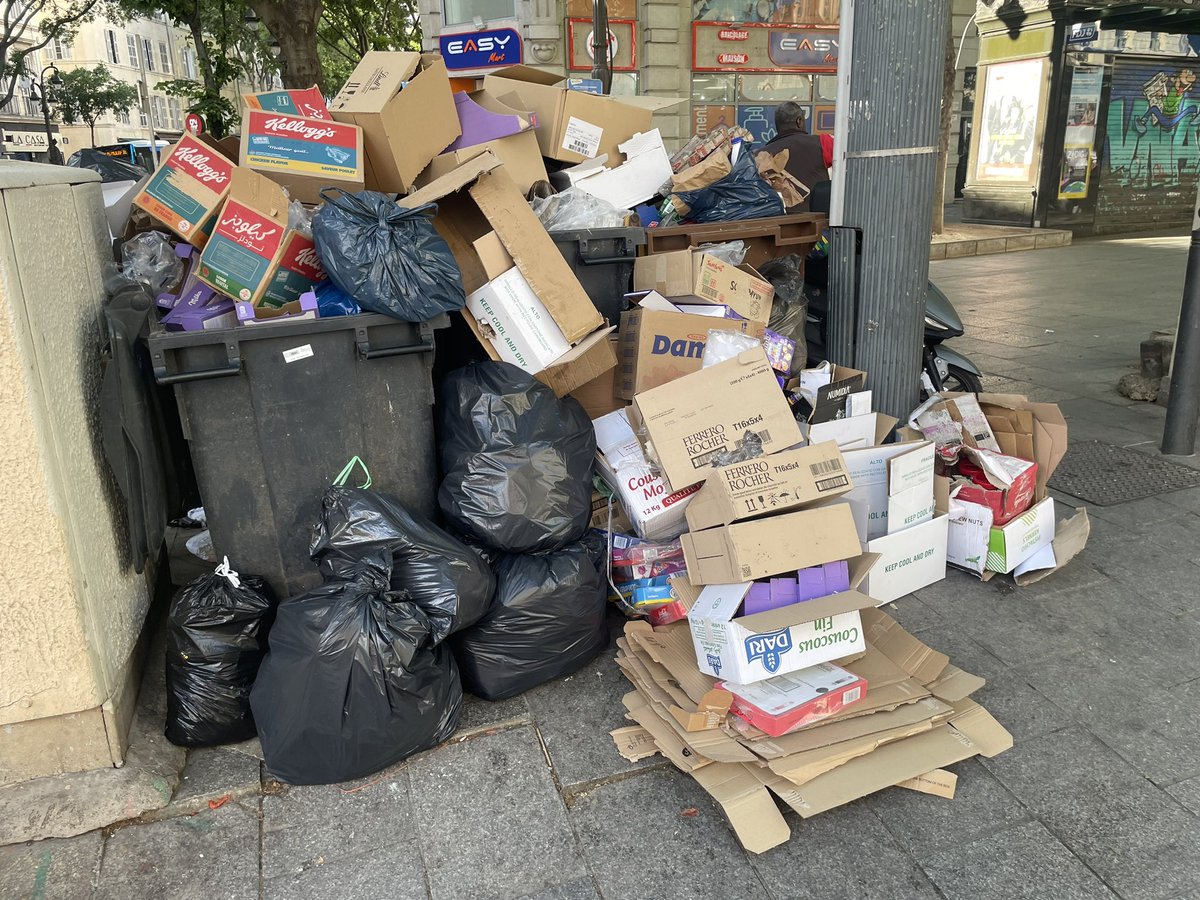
[860,608,950,685]
[1014,508,1091,586]
[766,702,957,785]
[622,691,711,773]
[928,664,987,702]
[691,761,791,854]
[625,621,717,705]
[625,674,756,764]
[617,637,730,731]
[610,725,659,762]
[753,699,1013,818]
[897,768,958,799]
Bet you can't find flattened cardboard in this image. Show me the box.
[685,442,853,532]
[609,725,659,763]
[240,110,364,204]
[681,504,863,585]
[859,608,950,685]
[631,348,803,491]
[329,52,460,193]
[622,691,711,773]
[418,128,548,195]
[897,769,958,799]
[616,308,764,400]
[1014,508,1090,586]
[132,134,234,247]
[765,700,1013,818]
[690,761,791,854]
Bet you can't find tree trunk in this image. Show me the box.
[931,8,957,236]
[90,121,96,147]
[255,0,326,94]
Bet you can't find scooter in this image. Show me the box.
[803,257,983,395]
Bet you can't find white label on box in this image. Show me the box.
[562,116,603,158]
[866,514,949,605]
[283,344,314,363]
[947,496,993,575]
[467,267,570,373]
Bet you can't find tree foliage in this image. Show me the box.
[47,63,138,143]
[318,0,419,92]
[0,0,103,109]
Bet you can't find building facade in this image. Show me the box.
[962,0,1200,235]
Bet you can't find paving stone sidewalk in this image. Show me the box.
[5,234,1200,900]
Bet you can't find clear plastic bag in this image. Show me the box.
[532,186,628,231]
[702,329,763,368]
[121,231,184,294]
[696,240,747,266]
[288,200,314,238]
[758,255,810,374]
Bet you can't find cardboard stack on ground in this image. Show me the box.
[610,610,1012,854]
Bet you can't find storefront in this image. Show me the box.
[419,0,839,146]
[1,126,65,161]
[963,0,1200,235]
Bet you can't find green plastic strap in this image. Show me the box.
[333,456,372,489]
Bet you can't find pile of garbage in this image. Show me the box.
[110,53,1091,850]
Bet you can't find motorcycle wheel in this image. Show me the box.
[943,365,983,394]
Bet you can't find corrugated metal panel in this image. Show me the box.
[828,0,950,418]
[1096,55,1198,232]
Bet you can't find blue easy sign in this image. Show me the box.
[439,28,522,71]
[767,29,839,69]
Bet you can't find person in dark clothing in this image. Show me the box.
[762,101,829,213]
[47,138,64,166]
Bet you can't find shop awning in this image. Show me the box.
[1068,1,1200,33]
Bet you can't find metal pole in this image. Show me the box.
[591,0,611,94]
[39,64,57,163]
[1161,194,1200,456]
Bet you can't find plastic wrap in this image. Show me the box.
[250,554,462,785]
[165,558,275,748]
[452,543,608,701]
[288,199,315,238]
[702,329,763,368]
[696,240,747,266]
[121,231,184,294]
[438,362,596,554]
[674,150,786,224]
[310,486,495,645]
[532,186,628,230]
[758,255,809,374]
[312,191,464,322]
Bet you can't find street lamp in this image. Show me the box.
[29,64,63,163]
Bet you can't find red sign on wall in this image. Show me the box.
[717,52,750,65]
[719,29,750,41]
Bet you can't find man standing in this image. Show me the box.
[47,139,64,166]
[762,102,830,212]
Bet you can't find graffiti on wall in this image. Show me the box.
[1106,65,1200,191]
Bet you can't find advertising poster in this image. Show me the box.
[1057,145,1091,199]
[976,58,1044,183]
[1064,66,1103,147]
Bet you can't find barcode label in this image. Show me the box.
[691,446,727,469]
[561,117,603,158]
[844,685,862,704]
[758,429,772,443]
[810,459,844,476]
[816,475,851,492]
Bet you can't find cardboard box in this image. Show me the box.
[418,129,548,195]
[685,441,853,532]
[196,168,289,305]
[240,110,364,204]
[720,662,867,737]
[912,394,1001,457]
[243,85,329,119]
[260,230,327,308]
[630,348,802,491]
[842,441,936,540]
[863,513,950,605]
[465,235,572,374]
[946,493,994,576]
[553,129,673,210]
[976,394,1068,500]
[955,448,1038,526]
[132,134,235,248]
[329,52,461,193]
[633,250,774,324]
[687,569,877,683]
[790,364,868,423]
[986,496,1056,574]
[570,336,627,419]
[617,308,765,400]
[401,153,612,397]
[482,64,683,164]
[681,504,864,585]
[594,408,701,541]
[807,412,898,451]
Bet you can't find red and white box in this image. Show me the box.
[955,447,1038,526]
[719,662,867,737]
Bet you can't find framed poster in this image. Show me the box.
[1057,144,1091,200]
[975,58,1045,183]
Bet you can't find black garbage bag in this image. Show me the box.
[675,150,785,224]
[758,254,809,375]
[438,362,596,554]
[452,543,609,701]
[312,190,464,322]
[250,554,462,785]
[310,486,495,644]
[165,559,275,748]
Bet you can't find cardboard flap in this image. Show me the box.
[444,91,532,152]
[897,768,958,799]
[859,608,949,685]
[1014,508,1090,586]
[691,762,792,854]
[887,442,935,496]
[473,230,515,280]
[625,621,719,705]
[613,94,689,112]
[229,167,289,221]
[329,51,422,112]
[948,698,1014,758]
[622,691,711,773]
[739,589,876,635]
[487,64,565,87]
[927,665,986,702]
[399,151,504,208]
